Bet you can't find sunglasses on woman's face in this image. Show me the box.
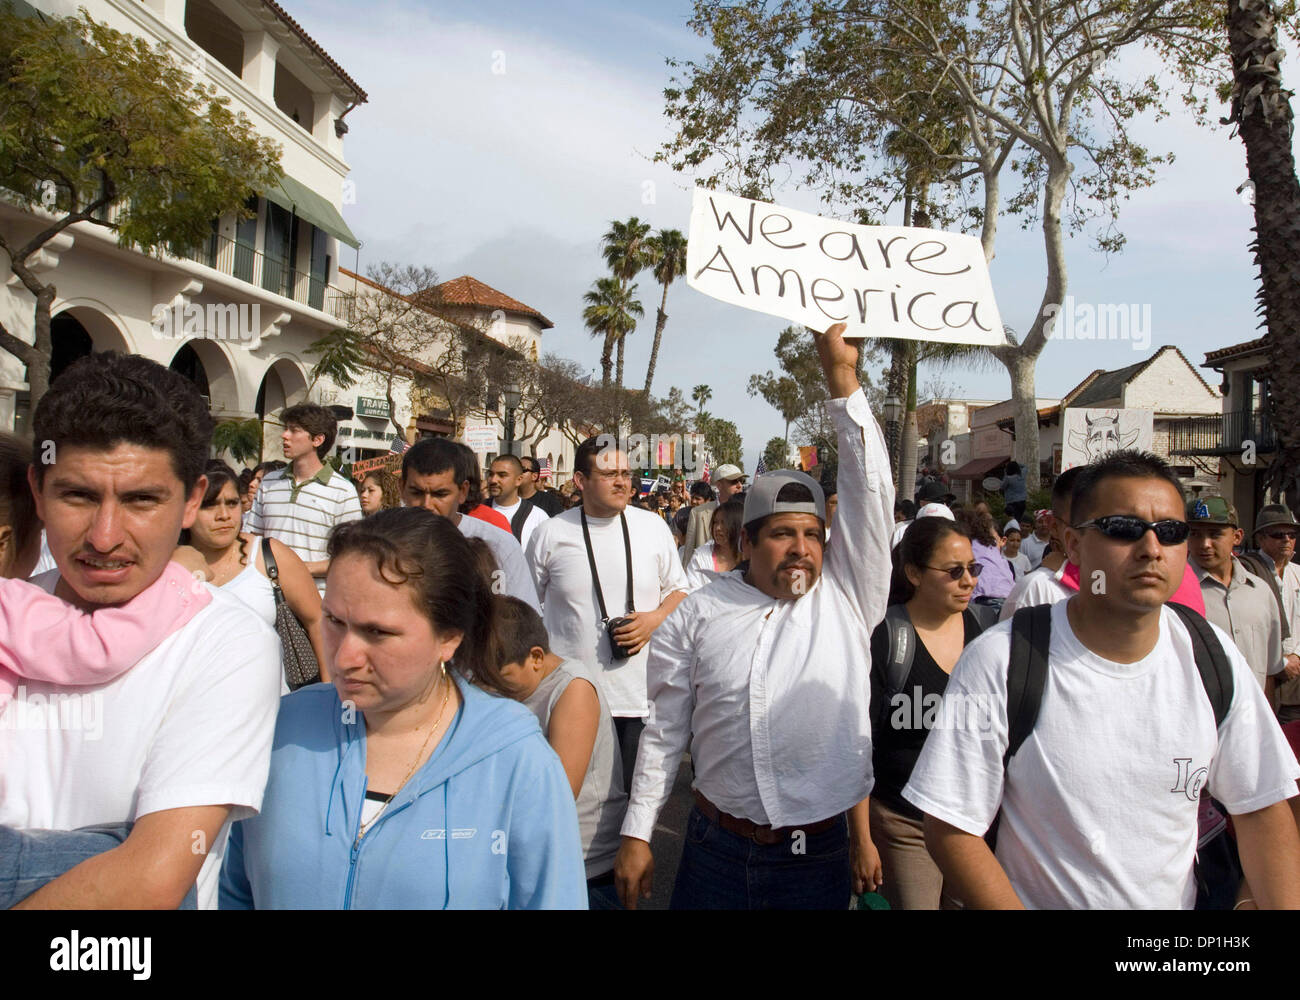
[926,562,983,580]
[1073,515,1190,545]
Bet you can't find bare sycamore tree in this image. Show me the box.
[311,263,518,440]
[662,0,1212,489]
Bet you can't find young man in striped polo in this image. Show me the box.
[247,404,363,594]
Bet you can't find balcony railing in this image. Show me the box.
[176,233,355,324]
[1167,409,1276,456]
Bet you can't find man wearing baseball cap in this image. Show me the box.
[614,323,895,910]
[1188,496,1286,695]
[681,464,747,564]
[1250,504,1300,720]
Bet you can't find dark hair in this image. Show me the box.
[463,535,500,593]
[0,433,40,569]
[454,443,487,512]
[743,482,822,546]
[32,351,213,491]
[1005,461,1021,476]
[710,498,745,557]
[360,468,402,512]
[519,456,539,475]
[690,481,715,501]
[574,435,620,477]
[253,460,287,478]
[955,506,997,547]
[181,459,250,565]
[491,454,524,474]
[889,516,971,605]
[327,506,510,695]
[280,404,337,460]
[238,468,255,495]
[1069,450,1185,527]
[402,437,460,481]
[900,499,917,519]
[495,595,551,666]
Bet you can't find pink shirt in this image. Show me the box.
[0,561,212,707]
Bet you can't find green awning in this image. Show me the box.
[264,174,359,249]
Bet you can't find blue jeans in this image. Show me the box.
[0,824,197,909]
[669,806,851,910]
[586,870,622,911]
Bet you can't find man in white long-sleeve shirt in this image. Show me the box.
[614,323,895,910]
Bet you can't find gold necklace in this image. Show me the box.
[354,665,453,847]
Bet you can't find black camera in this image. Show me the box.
[605,616,634,661]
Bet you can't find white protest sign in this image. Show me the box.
[462,423,499,454]
[686,188,1004,344]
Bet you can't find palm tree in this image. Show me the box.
[692,384,712,426]
[583,277,643,390]
[642,229,688,395]
[1226,0,1300,512]
[600,217,653,388]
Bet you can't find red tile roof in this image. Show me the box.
[258,0,367,103]
[432,276,554,329]
[1204,336,1269,366]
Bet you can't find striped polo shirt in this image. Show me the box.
[247,465,363,592]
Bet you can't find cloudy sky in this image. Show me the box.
[292,0,1292,471]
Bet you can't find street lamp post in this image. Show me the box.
[502,381,522,457]
[883,394,903,487]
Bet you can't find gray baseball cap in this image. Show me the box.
[742,470,826,527]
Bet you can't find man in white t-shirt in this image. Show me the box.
[904,450,1300,909]
[526,435,688,790]
[1018,510,1053,569]
[1,353,281,909]
[398,438,540,612]
[488,455,549,550]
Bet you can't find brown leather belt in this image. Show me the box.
[693,791,842,846]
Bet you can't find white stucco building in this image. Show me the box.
[1,0,364,447]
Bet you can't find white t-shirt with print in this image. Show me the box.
[526,505,688,717]
[0,574,282,909]
[903,599,1300,909]
[489,497,550,552]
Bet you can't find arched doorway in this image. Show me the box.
[169,343,211,401]
[13,305,131,435]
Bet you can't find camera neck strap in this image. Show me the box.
[580,507,634,620]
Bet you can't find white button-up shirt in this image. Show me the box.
[621,389,894,839]
[1274,561,1300,658]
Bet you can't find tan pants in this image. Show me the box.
[870,797,960,911]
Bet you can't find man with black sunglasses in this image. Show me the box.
[1187,497,1285,696]
[905,450,1300,909]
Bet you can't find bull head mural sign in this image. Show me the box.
[1061,408,1153,470]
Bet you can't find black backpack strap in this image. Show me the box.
[883,604,917,696]
[1168,602,1234,728]
[1003,604,1052,770]
[967,600,1001,633]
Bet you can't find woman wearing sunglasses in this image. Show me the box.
[861,516,989,909]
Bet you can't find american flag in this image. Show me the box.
[755,453,768,476]
[389,435,410,454]
[701,459,710,483]
[538,457,552,480]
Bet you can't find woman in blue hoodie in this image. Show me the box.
[219,507,587,909]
